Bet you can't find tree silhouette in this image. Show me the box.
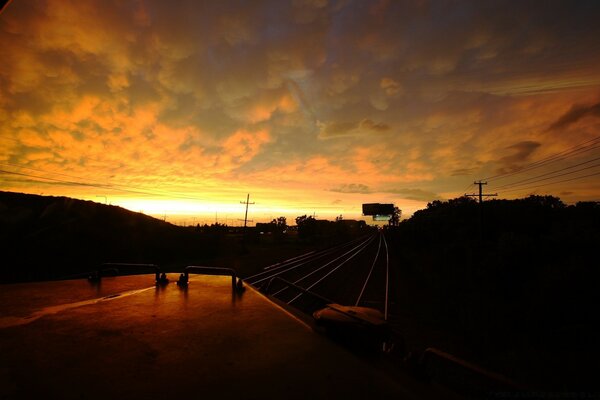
[295,215,317,240]
[388,206,401,226]
[272,216,287,232]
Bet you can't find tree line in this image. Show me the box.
[386,195,600,389]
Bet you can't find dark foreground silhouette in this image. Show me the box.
[387,195,600,391]
[0,191,370,283]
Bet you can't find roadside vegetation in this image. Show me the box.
[387,195,600,390]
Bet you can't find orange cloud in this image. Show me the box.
[2,0,600,219]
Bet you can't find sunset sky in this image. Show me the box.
[1,0,600,224]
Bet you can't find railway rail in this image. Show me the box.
[244,232,522,396]
[244,232,393,324]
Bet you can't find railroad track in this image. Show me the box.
[244,233,524,394]
[244,231,393,322]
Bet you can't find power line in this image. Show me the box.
[0,161,211,200]
[487,142,600,183]
[0,161,123,187]
[486,136,600,180]
[465,181,497,204]
[461,182,475,193]
[501,171,600,195]
[0,160,348,209]
[1,169,92,188]
[483,135,600,182]
[492,156,600,190]
[0,168,208,201]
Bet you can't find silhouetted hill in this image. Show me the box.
[0,191,222,282]
[0,191,371,283]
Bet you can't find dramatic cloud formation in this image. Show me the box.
[330,183,372,194]
[495,141,542,173]
[1,0,600,223]
[548,101,600,131]
[386,188,443,202]
[318,119,389,139]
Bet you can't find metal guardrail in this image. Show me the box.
[183,266,243,292]
[86,263,244,292]
[97,263,161,281]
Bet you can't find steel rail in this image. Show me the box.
[245,248,327,280]
[264,276,335,304]
[245,235,367,282]
[270,234,376,297]
[287,234,377,304]
[261,251,316,271]
[247,245,351,285]
[355,232,382,306]
[382,231,390,321]
[248,235,373,286]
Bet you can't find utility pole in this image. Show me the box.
[239,194,255,247]
[465,181,497,204]
[465,181,497,239]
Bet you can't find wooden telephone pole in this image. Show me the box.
[465,181,497,239]
[240,193,254,230]
[465,181,497,204]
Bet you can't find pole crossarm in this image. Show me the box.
[465,181,497,203]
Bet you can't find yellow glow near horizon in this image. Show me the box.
[115,199,243,216]
[112,197,367,224]
[107,194,427,226]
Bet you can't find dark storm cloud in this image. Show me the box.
[330,183,372,194]
[494,141,542,174]
[318,119,390,138]
[547,101,600,131]
[451,168,479,177]
[386,188,443,202]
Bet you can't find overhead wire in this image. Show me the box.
[0,136,216,200]
[0,161,209,200]
[492,156,600,190]
[461,182,475,193]
[0,162,350,211]
[463,134,600,198]
[500,171,600,195]
[0,169,208,201]
[483,135,600,182]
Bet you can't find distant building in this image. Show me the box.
[256,222,275,234]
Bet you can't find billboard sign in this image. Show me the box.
[362,203,395,216]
